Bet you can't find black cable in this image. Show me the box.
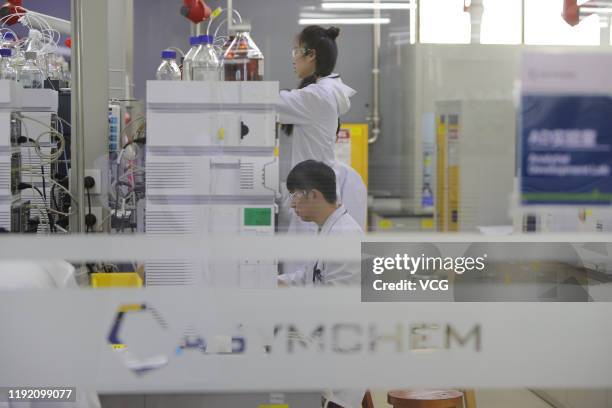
[86,188,92,233]
[16,136,37,144]
[40,165,56,233]
[87,188,92,214]
[29,185,44,199]
[40,166,47,203]
[121,137,146,150]
[18,182,53,233]
[50,183,58,211]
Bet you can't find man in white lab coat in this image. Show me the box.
[280,159,367,280]
[279,160,362,286]
[278,161,366,408]
[285,160,367,233]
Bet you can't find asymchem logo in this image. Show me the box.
[107,304,169,375]
[107,303,245,375]
[108,303,482,375]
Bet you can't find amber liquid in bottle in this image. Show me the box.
[223,34,264,81]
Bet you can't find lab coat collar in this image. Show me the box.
[317,73,340,81]
[319,204,348,235]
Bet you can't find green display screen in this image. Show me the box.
[244,208,272,227]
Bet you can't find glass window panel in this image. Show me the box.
[525,0,600,45]
[480,0,522,44]
[420,0,471,44]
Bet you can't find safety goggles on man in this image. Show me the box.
[289,190,309,203]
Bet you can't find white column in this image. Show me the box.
[70,0,110,232]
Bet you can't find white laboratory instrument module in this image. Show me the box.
[145,81,279,287]
[0,80,24,232]
[19,88,59,230]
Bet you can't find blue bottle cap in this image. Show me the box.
[199,35,213,45]
[161,50,176,59]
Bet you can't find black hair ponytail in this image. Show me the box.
[299,25,340,77]
[283,26,341,136]
[325,27,340,41]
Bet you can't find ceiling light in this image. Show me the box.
[298,17,391,25]
[581,6,612,13]
[321,2,415,10]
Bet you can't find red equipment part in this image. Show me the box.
[180,0,211,24]
[0,0,25,26]
[563,0,602,27]
[563,0,580,26]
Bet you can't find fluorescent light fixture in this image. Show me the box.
[578,0,607,5]
[321,2,415,10]
[300,11,374,18]
[581,6,612,13]
[299,17,391,25]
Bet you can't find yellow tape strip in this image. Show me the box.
[211,7,223,19]
[258,405,289,408]
[118,304,144,313]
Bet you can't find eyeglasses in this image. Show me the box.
[291,47,311,59]
[289,190,308,203]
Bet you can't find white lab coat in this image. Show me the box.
[278,206,365,408]
[277,74,357,181]
[0,261,101,408]
[280,161,367,278]
[333,161,367,230]
[277,76,365,408]
[279,205,362,286]
[0,261,79,289]
[276,73,359,236]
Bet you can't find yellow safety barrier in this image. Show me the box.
[338,123,369,187]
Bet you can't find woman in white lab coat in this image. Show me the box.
[277,25,359,235]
